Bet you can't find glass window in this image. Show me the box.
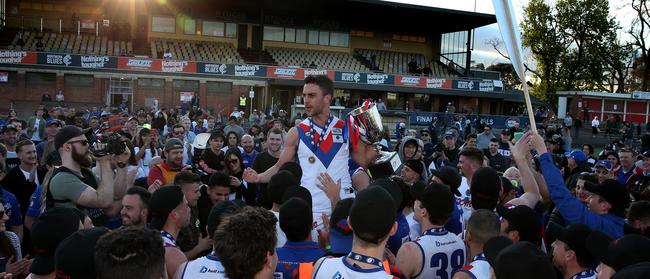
[206,81,232,93]
[184,19,195,35]
[285,28,295,43]
[225,22,237,38]
[308,30,318,45]
[64,74,93,87]
[151,16,175,33]
[318,31,329,46]
[203,21,225,37]
[330,32,349,47]
[296,29,307,43]
[263,26,284,41]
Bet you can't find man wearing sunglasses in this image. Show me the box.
[45,125,128,225]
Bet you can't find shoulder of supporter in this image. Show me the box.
[49,171,92,201]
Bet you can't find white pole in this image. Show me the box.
[59,19,62,33]
[78,20,80,35]
[40,18,43,32]
[96,22,98,36]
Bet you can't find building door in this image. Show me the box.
[237,24,248,49]
[251,25,262,50]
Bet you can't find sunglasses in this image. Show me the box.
[67,139,89,146]
[173,131,185,135]
[228,159,239,165]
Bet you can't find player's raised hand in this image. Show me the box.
[242,168,259,183]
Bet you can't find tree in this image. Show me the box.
[520,0,630,106]
[486,63,521,89]
[630,0,650,91]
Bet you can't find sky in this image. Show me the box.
[385,0,638,67]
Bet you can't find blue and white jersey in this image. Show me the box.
[570,269,597,279]
[179,254,227,279]
[296,117,354,219]
[413,228,466,279]
[455,253,491,279]
[313,257,393,279]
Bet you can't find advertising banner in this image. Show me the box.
[267,66,303,79]
[117,57,162,71]
[0,51,37,64]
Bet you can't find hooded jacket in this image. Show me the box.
[396,136,429,181]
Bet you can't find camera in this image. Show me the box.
[89,132,127,157]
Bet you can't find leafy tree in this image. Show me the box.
[630,0,650,91]
[486,63,521,89]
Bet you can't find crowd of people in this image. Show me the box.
[0,75,647,278]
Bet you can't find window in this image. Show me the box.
[308,30,318,45]
[330,32,349,47]
[173,80,199,90]
[225,22,237,38]
[263,26,284,41]
[64,74,93,87]
[206,81,232,94]
[138,78,164,88]
[318,31,329,46]
[285,28,295,43]
[184,19,195,35]
[26,72,56,84]
[0,72,17,84]
[203,21,225,37]
[296,29,307,43]
[152,16,175,33]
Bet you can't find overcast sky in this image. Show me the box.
[385,0,637,67]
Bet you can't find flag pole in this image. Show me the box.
[492,0,537,132]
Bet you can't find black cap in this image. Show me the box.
[54,125,86,150]
[501,129,511,135]
[281,186,312,208]
[642,151,650,158]
[206,200,245,238]
[31,207,82,275]
[164,138,184,151]
[403,159,424,175]
[148,186,184,230]
[584,179,630,212]
[612,262,650,279]
[349,186,396,244]
[494,242,557,279]
[496,204,542,244]
[431,166,462,196]
[1,124,18,134]
[555,223,594,267]
[54,227,110,279]
[586,231,650,271]
[471,167,502,207]
[330,198,354,254]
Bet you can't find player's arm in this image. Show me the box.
[172,262,188,279]
[396,242,422,278]
[310,257,326,279]
[244,127,298,183]
[452,270,473,279]
[165,247,188,279]
[351,141,376,168]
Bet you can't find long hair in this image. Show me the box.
[224,148,244,176]
[0,197,17,261]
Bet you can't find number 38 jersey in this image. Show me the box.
[412,228,466,279]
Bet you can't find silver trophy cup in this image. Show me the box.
[348,103,401,178]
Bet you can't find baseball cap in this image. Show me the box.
[229,116,238,121]
[148,186,184,230]
[568,150,587,164]
[444,131,455,138]
[554,223,595,267]
[431,166,462,196]
[586,231,650,271]
[544,138,558,145]
[349,186,396,244]
[612,262,650,279]
[595,160,614,172]
[206,200,245,238]
[330,198,355,255]
[127,116,139,123]
[164,138,184,152]
[54,227,110,279]
[494,242,557,279]
[279,198,313,241]
[1,124,18,134]
[46,119,62,127]
[470,167,502,210]
[496,204,542,244]
[583,179,630,212]
[642,151,650,158]
[192,133,211,150]
[54,126,86,150]
[403,159,424,176]
[30,207,82,275]
[501,129,511,135]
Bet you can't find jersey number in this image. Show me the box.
[429,249,464,279]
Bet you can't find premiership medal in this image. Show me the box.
[309,156,316,164]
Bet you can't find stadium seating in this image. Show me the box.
[356,48,455,77]
[7,31,132,56]
[266,47,368,71]
[151,39,244,63]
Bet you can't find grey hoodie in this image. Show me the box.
[396,136,429,181]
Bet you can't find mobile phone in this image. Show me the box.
[514,132,524,142]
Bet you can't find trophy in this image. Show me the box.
[347,101,401,179]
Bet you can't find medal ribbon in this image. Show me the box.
[347,252,383,268]
[160,230,177,246]
[309,115,333,152]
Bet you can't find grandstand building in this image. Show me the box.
[0,0,540,128]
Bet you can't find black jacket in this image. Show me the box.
[2,165,47,216]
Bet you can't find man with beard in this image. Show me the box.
[244,75,378,229]
[120,186,151,228]
[240,134,257,169]
[148,138,188,188]
[1,125,20,170]
[485,138,510,173]
[253,128,283,209]
[46,126,123,222]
